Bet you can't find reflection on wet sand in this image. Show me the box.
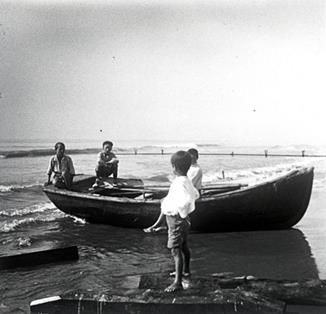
[52,221,319,282]
[191,228,319,280]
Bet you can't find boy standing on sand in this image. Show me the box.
[144,151,199,292]
[187,148,203,192]
[46,142,75,190]
[93,141,119,187]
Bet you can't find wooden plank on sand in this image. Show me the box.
[0,246,79,270]
[30,274,285,314]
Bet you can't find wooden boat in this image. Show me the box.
[43,167,314,232]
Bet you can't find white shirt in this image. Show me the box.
[161,176,200,218]
[187,164,203,191]
[47,155,75,176]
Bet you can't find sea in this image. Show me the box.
[1,139,326,313]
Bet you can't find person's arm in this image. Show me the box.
[45,157,53,185]
[68,156,75,175]
[107,152,119,164]
[188,166,202,190]
[97,152,106,166]
[143,212,165,233]
[176,181,200,218]
[46,174,52,185]
[63,156,75,189]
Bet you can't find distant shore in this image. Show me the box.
[0,148,100,159]
[0,148,142,159]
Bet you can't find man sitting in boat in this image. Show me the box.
[46,142,75,190]
[93,140,119,188]
[187,148,203,192]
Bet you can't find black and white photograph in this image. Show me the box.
[0,0,325,313]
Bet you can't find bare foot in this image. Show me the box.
[169,271,191,277]
[143,227,154,233]
[153,226,167,232]
[143,227,166,233]
[164,282,183,292]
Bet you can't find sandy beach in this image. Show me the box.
[0,142,325,313]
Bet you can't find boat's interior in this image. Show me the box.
[69,175,165,199]
[68,175,244,200]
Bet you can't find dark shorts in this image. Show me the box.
[53,175,65,188]
[166,215,191,249]
[53,172,73,189]
[96,164,118,178]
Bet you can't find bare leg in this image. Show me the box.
[62,171,73,190]
[112,164,118,182]
[96,164,118,184]
[143,212,166,233]
[53,176,61,187]
[95,165,107,179]
[169,241,191,277]
[182,241,191,275]
[53,176,66,189]
[165,248,183,292]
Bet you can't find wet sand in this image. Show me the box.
[1,188,325,313]
[190,188,326,281]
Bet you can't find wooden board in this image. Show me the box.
[0,246,79,270]
[30,273,286,313]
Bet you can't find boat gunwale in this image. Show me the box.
[42,167,314,204]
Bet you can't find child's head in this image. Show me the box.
[187,148,199,164]
[170,151,192,176]
[102,141,113,153]
[54,142,65,157]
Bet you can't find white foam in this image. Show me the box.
[68,215,87,225]
[0,184,36,193]
[138,143,198,150]
[203,163,306,186]
[0,185,13,193]
[0,202,56,217]
[0,209,65,232]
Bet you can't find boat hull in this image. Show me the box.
[43,167,314,232]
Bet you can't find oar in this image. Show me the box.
[202,184,248,191]
[92,184,246,195]
[122,183,247,192]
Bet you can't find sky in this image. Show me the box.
[0,0,325,146]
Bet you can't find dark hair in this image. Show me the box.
[187,148,199,159]
[54,142,65,151]
[170,151,192,175]
[102,141,113,148]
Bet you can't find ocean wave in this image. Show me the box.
[0,208,65,232]
[203,161,314,186]
[18,236,32,247]
[1,144,326,159]
[0,147,146,159]
[0,184,39,193]
[0,148,101,159]
[197,144,221,147]
[0,202,56,217]
[146,174,171,182]
[0,185,14,193]
[137,143,198,150]
[67,215,87,224]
